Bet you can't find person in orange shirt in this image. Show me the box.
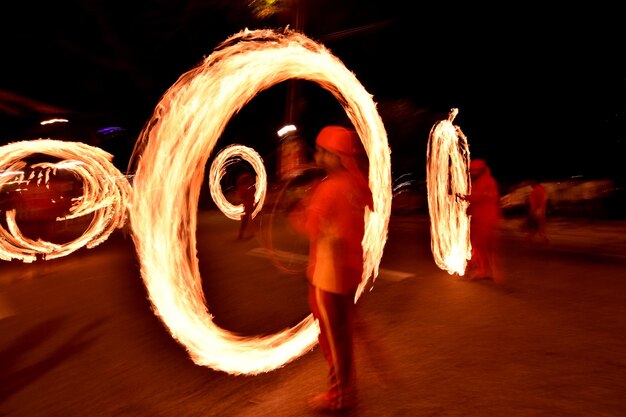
[235,172,257,240]
[461,159,503,283]
[288,125,372,412]
[526,180,550,243]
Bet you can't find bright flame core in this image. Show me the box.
[426,109,472,275]
[128,28,392,375]
[208,144,266,220]
[0,139,131,262]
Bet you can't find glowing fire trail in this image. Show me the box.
[208,144,267,220]
[0,139,132,262]
[426,109,472,276]
[128,28,391,375]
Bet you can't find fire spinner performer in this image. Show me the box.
[288,125,373,411]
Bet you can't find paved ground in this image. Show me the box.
[500,216,626,260]
[1,212,626,416]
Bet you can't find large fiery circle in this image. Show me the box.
[426,109,472,275]
[129,28,391,375]
[208,144,266,220]
[0,139,131,262]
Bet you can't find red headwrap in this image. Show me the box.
[315,125,372,208]
[470,159,486,172]
[316,126,364,156]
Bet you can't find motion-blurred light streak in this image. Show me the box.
[128,28,391,375]
[0,139,132,262]
[208,144,266,220]
[426,109,471,275]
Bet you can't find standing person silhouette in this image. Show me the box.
[288,125,373,412]
[460,159,503,283]
[526,180,550,243]
[235,172,257,240]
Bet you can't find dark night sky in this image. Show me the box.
[1,1,624,186]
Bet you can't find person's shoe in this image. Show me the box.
[308,392,354,413]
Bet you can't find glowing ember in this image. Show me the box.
[128,28,391,375]
[208,144,266,220]
[426,108,472,276]
[0,139,132,262]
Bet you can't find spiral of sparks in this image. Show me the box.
[0,139,132,262]
[128,28,391,375]
[426,109,472,276]
[208,144,266,220]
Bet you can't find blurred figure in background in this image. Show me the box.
[526,180,550,243]
[235,172,257,240]
[288,125,372,412]
[461,159,503,283]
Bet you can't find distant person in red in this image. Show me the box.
[526,180,550,243]
[288,125,373,412]
[235,172,257,240]
[461,159,503,283]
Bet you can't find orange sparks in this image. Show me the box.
[128,28,391,375]
[0,139,131,262]
[426,108,472,276]
[208,144,267,220]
